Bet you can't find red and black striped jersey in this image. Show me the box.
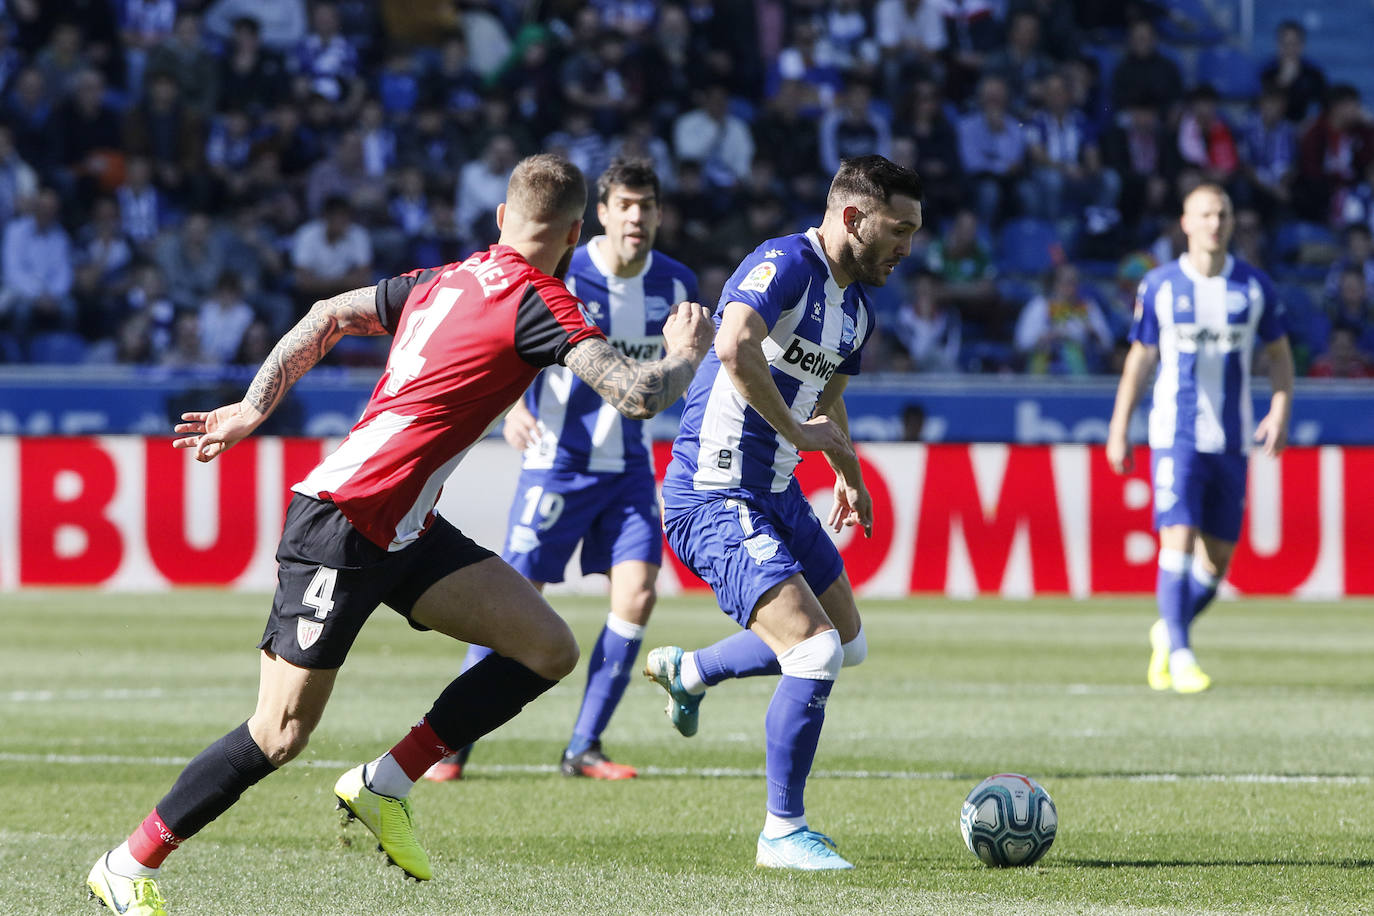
[293,245,605,549]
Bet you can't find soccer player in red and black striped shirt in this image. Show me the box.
[86,155,713,915]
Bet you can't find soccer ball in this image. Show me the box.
[959,773,1057,867]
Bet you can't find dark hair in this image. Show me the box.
[826,155,923,210]
[1188,84,1220,103]
[1327,84,1361,108]
[597,157,660,204]
[1277,19,1305,38]
[507,153,586,223]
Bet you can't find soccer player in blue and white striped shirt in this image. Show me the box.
[645,156,923,870]
[1107,183,1294,693]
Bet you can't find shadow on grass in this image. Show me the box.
[1056,858,1374,869]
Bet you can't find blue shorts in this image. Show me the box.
[662,480,844,627]
[501,467,662,583]
[1150,448,1248,542]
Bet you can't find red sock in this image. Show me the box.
[127,809,183,869]
[386,718,452,782]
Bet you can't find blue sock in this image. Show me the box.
[1157,548,1192,652]
[1184,562,1219,627]
[764,675,833,818]
[695,629,780,685]
[567,617,643,756]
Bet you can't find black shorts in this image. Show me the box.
[258,494,495,669]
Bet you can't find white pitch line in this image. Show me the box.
[0,752,1366,785]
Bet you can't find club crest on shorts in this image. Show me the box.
[742,533,780,564]
[297,617,324,651]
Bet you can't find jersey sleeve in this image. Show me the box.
[373,266,442,334]
[1127,276,1160,346]
[514,275,606,368]
[1256,272,1287,343]
[720,249,811,329]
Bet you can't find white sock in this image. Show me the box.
[762,812,808,840]
[107,842,158,878]
[1169,647,1198,674]
[604,613,645,640]
[363,754,413,799]
[679,650,707,695]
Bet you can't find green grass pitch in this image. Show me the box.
[3,591,1372,915]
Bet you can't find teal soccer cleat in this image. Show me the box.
[643,646,703,737]
[755,829,854,870]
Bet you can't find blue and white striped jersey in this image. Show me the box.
[663,229,876,499]
[522,238,697,474]
[1129,254,1285,455]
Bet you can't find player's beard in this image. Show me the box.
[848,229,894,287]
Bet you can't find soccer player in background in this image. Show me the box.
[1107,183,1293,694]
[426,158,698,782]
[85,154,714,916]
[643,155,923,870]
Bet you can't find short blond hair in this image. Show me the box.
[506,154,586,224]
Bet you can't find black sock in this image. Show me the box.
[424,654,558,751]
[157,721,277,839]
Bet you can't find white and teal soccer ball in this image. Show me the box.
[959,773,1057,867]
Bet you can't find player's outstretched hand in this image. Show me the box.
[503,399,540,451]
[173,403,261,462]
[828,478,874,538]
[1105,429,1133,474]
[794,415,853,459]
[1254,411,1289,457]
[662,301,714,364]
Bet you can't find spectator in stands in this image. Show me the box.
[874,0,946,101]
[73,195,134,338]
[1,187,74,335]
[454,132,518,248]
[900,402,927,440]
[1324,224,1374,301]
[54,67,124,199]
[357,99,396,180]
[159,308,209,368]
[156,211,224,311]
[204,107,255,205]
[34,21,89,101]
[124,70,205,206]
[1232,207,1268,270]
[983,9,1053,114]
[957,74,1031,226]
[232,316,273,366]
[1260,19,1327,124]
[1109,18,1183,118]
[123,260,175,354]
[770,15,844,114]
[0,124,37,228]
[425,33,482,115]
[893,269,962,373]
[752,79,821,194]
[397,105,462,188]
[1014,261,1113,374]
[1176,85,1239,186]
[1238,84,1297,217]
[145,9,218,116]
[0,22,24,97]
[938,0,1003,104]
[197,270,255,365]
[291,194,372,305]
[1326,263,1374,331]
[388,166,430,241]
[545,107,612,187]
[108,309,155,365]
[896,77,962,218]
[115,155,168,250]
[559,25,643,134]
[4,68,55,172]
[1025,69,1120,223]
[304,129,375,217]
[1101,99,1178,242]
[204,0,306,53]
[216,15,286,115]
[1309,323,1374,378]
[291,0,361,107]
[121,0,177,101]
[824,0,880,79]
[1296,84,1374,223]
[1007,0,1079,63]
[818,78,892,174]
[926,207,1001,332]
[673,81,754,189]
[611,115,677,191]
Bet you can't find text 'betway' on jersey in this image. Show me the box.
[780,336,840,382]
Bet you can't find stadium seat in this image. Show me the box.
[26,331,88,365]
[1196,46,1260,100]
[997,219,1061,276]
[1273,221,1338,264]
[0,332,22,363]
[1156,0,1227,44]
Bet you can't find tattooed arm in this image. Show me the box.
[564,300,714,420]
[172,285,386,462]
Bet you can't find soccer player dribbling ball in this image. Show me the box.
[643,155,924,870]
[85,154,714,916]
[1107,183,1294,694]
[428,158,699,782]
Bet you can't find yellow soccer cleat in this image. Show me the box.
[334,765,433,880]
[1147,619,1172,691]
[1170,658,1213,694]
[87,853,169,916]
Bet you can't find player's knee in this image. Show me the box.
[776,629,843,681]
[620,587,656,625]
[841,627,867,668]
[249,717,314,767]
[524,627,580,681]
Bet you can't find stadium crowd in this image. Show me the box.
[0,0,1371,378]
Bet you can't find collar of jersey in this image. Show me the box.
[804,227,846,301]
[1176,252,1234,283]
